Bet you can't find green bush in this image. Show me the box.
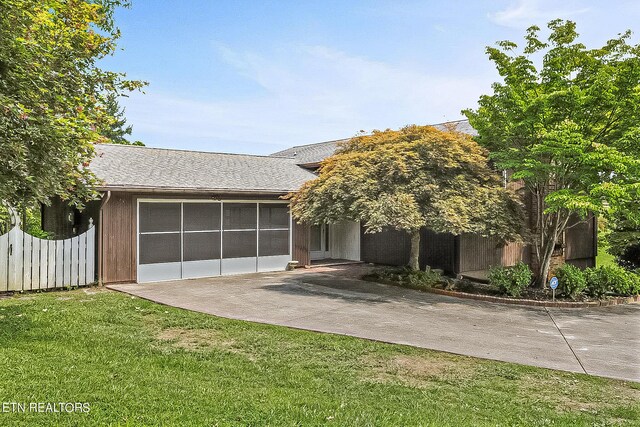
[369,266,443,290]
[555,264,587,298]
[584,265,640,297]
[404,269,443,288]
[488,262,532,297]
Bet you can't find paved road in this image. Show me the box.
[108,268,640,382]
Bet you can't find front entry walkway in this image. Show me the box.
[107,266,640,382]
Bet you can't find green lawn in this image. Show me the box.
[0,289,638,426]
[597,239,617,267]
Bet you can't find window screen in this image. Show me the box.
[223,203,257,230]
[139,233,181,264]
[259,230,289,256]
[184,203,220,231]
[222,230,257,258]
[184,232,221,261]
[139,203,181,233]
[259,205,289,230]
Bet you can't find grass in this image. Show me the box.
[0,289,638,426]
[597,240,617,267]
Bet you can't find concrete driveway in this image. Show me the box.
[108,266,640,382]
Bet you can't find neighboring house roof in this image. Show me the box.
[270,119,477,166]
[90,144,318,194]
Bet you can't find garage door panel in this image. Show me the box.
[223,204,256,229]
[259,230,289,256]
[138,201,291,282]
[183,260,221,279]
[222,230,257,258]
[183,231,221,261]
[139,233,181,265]
[183,203,221,231]
[221,257,258,275]
[139,203,181,233]
[258,255,290,272]
[138,262,181,282]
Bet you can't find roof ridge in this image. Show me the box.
[94,143,295,160]
[273,137,352,152]
[274,119,471,153]
[428,118,470,127]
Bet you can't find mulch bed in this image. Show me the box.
[364,276,640,308]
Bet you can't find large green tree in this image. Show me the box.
[289,125,524,270]
[100,93,144,146]
[464,20,640,286]
[0,0,145,210]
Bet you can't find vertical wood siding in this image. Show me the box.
[458,234,528,273]
[360,226,411,266]
[292,221,310,266]
[101,192,136,283]
[422,230,456,273]
[565,213,596,268]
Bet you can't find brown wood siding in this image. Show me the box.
[361,226,412,267]
[565,213,596,267]
[458,234,528,273]
[423,230,456,273]
[101,192,136,284]
[292,221,310,266]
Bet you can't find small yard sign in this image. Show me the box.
[550,276,558,301]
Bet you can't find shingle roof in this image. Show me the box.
[270,138,349,166]
[90,144,317,193]
[271,119,477,165]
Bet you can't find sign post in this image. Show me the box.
[550,276,559,302]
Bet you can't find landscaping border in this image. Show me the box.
[422,287,640,308]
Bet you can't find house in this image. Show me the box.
[41,120,597,284]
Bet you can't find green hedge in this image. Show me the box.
[554,264,639,299]
[555,264,587,298]
[488,262,533,297]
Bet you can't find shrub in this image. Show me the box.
[403,269,443,288]
[555,264,587,298]
[584,265,640,297]
[369,266,443,290]
[489,262,532,297]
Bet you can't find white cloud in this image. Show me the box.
[488,0,590,29]
[122,45,490,154]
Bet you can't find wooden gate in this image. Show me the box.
[0,218,95,291]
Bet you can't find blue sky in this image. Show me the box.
[101,0,640,154]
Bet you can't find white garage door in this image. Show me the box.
[137,201,291,283]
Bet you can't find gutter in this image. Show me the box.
[94,186,299,196]
[97,190,112,285]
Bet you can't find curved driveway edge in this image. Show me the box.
[107,268,640,382]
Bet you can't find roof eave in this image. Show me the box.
[95,185,297,196]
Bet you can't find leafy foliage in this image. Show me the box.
[0,0,146,210]
[464,20,640,285]
[585,265,640,297]
[99,93,144,146]
[555,263,587,298]
[488,262,533,297]
[606,200,640,270]
[0,203,49,238]
[365,266,444,290]
[289,125,525,269]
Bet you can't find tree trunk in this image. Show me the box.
[409,229,420,271]
[533,210,571,287]
[535,238,556,287]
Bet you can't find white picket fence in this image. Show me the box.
[0,218,95,292]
